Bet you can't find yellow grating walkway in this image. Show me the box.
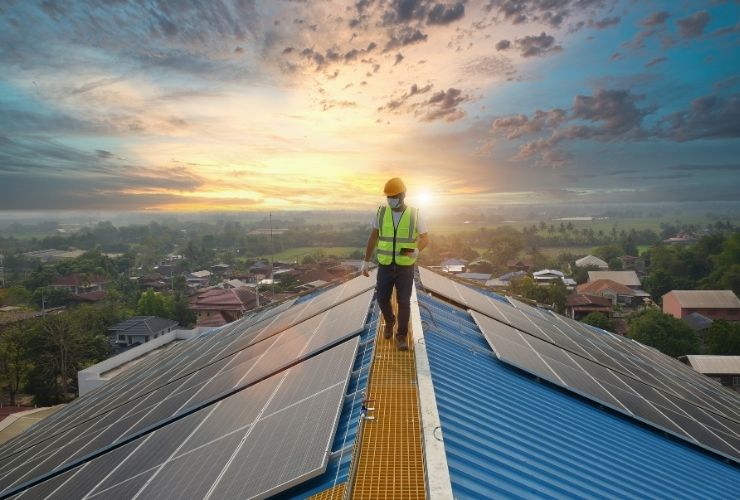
[310,482,346,500]
[349,306,426,499]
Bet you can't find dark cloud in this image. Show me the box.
[492,89,655,166]
[486,0,615,30]
[495,39,511,50]
[515,32,562,58]
[394,52,405,65]
[658,93,740,142]
[384,27,428,51]
[378,82,434,112]
[677,11,710,38]
[641,11,670,27]
[427,2,465,25]
[625,11,670,49]
[645,56,667,68]
[589,16,620,30]
[418,88,468,122]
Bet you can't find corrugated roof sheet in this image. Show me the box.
[418,293,740,499]
[664,290,740,309]
[685,355,740,375]
[575,255,608,268]
[588,270,641,287]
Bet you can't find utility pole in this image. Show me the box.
[269,212,275,299]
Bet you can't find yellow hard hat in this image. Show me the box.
[383,177,406,196]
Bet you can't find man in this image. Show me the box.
[362,177,429,350]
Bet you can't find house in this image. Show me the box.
[575,254,609,269]
[485,270,527,288]
[190,287,269,327]
[441,258,466,273]
[618,255,645,273]
[467,258,493,272]
[662,290,740,321]
[49,273,109,295]
[186,270,212,288]
[3,269,740,499]
[565,293,613,320]
[681,355,740,393]
[210,263,231,275]
[587,270,642,289]
[577,279,638,307]
[221,279,249,289]
[249,261,272,275]
[455,272,492,284]
[506,258,532,272]
[682,312,714,334]
[108,316,178,346]
[664,232,698,245]
[68,290,108,304]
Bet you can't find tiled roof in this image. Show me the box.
[577,278,635,296]
[566,293,612,308]
[587,270,641,287]
[664,290,740,309]
[108,316,178,336]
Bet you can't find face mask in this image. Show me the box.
[387,197,402,209]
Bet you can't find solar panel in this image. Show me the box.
[0,273,374,497]
[0,338,360,499]
[423,267,740,463]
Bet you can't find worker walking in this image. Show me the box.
[362,177,429,350]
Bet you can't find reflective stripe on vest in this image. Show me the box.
[376,205,419,266]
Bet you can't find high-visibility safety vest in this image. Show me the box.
[376,205,419,266]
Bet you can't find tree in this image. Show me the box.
[628,309,700,358]
[170,292,196,327]
[0,323,33,405]
[706,321,740,355]
[136,290,169,317]
[580,312,615,332]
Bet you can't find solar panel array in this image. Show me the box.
[0,274,376,499]
[419,267,740,463]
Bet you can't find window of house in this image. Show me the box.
[733,376,740,386]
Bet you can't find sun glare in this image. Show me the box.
[416,191,432,207]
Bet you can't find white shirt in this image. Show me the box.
[371,206,428,234]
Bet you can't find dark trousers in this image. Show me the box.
[376,263,414,337]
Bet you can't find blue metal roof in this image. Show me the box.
[418,293,740,499]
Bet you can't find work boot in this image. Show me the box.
[396,334,408,351]
[383,321,395,339]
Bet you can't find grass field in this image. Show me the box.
[256,246,362,262]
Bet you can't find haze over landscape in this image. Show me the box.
[1,0,739,213]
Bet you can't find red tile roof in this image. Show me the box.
[577,279,635,296]
[566,294,613,308]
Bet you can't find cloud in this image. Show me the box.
[589,16,620,30]
[486,0,617,30]
[495,39,511,50]
[624,10,670,49]
[378,82,434,112]
[419,88,468,121]
[384,27,429,51]
[427,2,466,25]
[641,11,670,27]
[491,89,656,166]
[658,93,740,141]
[645,57,667,68]
[677,11,710,38]
[514,32,562,58]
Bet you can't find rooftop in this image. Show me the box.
[588,270,642,287]
[0,270,738,498]
[577,278,636,296]
[683,355,740,375]
[664,290,740,309]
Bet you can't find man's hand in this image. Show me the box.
[361,261,370,277]
[400,248,419,259]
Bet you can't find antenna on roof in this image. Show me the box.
[270,212,275,300]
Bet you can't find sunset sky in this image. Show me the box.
[0,0,738,211]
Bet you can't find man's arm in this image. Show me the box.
[418,232,429,253]
[362,229,379,276]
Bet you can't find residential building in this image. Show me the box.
[575,254,609,269]
[108,316,178,346]
[577,279,639,307]
[49,273,109,295]
[587,270,642,288]
[186,270,212,288]
[532,269,575,288]
[681,355,740,393]
[663,290,740,320]
[682,312,714,334]
[618,255,645,273]
[506,258,532,272]
[455,272,492,284]
[441,258,466,273]
[565,294,613,320]
[210,263,231,275]
[190,287,268,327]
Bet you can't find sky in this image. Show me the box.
[0,0,738,212]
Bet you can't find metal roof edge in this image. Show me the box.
[411,284,454,500]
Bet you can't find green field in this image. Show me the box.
[257,246,362,262]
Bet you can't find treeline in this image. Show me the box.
[643,232,740,299]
